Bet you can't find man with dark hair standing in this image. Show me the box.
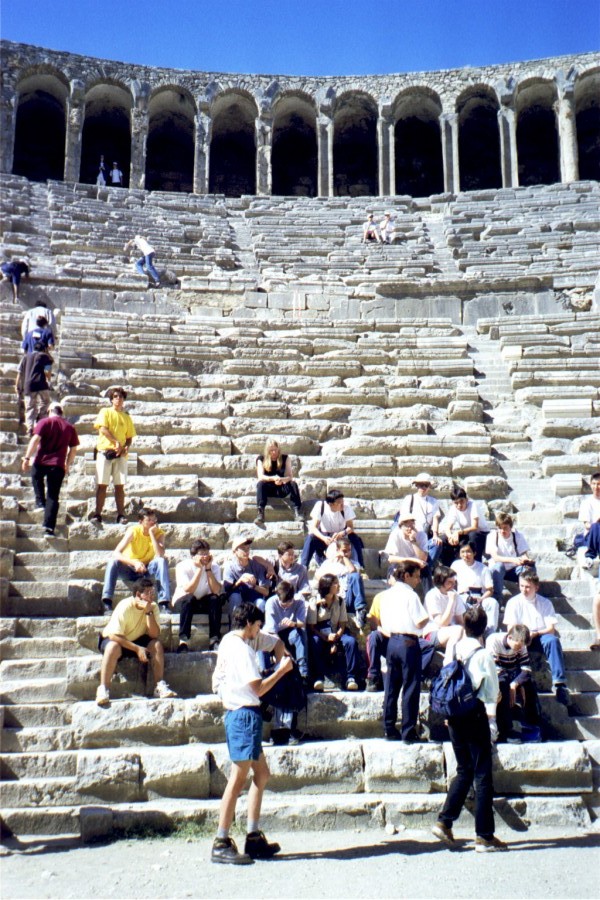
[172,539,225,652]
[211,601,293,865]
[91,387,136,525]
[21,315,55,354]
[21,403,79,537]
[15,340,53,436]
[432,605,507,852]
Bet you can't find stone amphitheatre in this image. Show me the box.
[0,40,599,844]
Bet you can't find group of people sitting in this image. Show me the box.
[362,212,394,244]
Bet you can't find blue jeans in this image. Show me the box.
[488,562,532,602]
[301,533,364,568]
[341,571,367,618]
[135,253,159,283]
[585,523,600,560]
[531,633,566,685]
[261,626,309,678]
[102,558,171,603]
[309,627,360,684]
[228,585,266,619]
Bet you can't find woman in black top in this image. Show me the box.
[255,438,302,526]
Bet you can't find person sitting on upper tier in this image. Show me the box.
[451,540,498,636]
[439,487,490,564]
[314,537,367,629]
[223,536,271,618]
[394,473,444,571]
[363,213,382,243]
[307,574,362,693]
[172,538,226,653]
[272,541,310,600]
[254,438,302,526]
[577,472,600,570]
[485,512,536,603]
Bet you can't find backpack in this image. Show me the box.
[430,647,483,718]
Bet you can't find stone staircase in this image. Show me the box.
[1,176,600,840]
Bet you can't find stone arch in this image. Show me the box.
[13,69,68,181]
[146,86,196,192]
[575,69,600,181]
[516,78,559,186]
[209,90,257,196]
[272,92,317,196]
[456,85,501,191]
[80,81,132,185]
[333,91,378,196]
[393,88,443,197]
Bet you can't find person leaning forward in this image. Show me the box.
[91,387,136,525]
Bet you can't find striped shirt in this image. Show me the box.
[486,633,532,686]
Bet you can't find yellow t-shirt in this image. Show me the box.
[369,590,386,623]
[94,407,137,452]
[122,523,165,565]
[102,596,160,640]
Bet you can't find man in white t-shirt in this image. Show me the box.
[124,234,161,286]
[397,473,444,570]
[172,539,226,652]
[578,472,600,570]
[451,541,498,634]
[314,538,367,628]
[301,490,364,568]
[384,514,428,573]
[440,487,490,564]
[211,601,293,865]
[485,512,535,602]
[503,568,569,705]
[380,561,429,743]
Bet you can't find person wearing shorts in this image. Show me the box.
[211,601,293,865]
[91,387,136,525]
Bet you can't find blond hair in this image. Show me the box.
[262,438,283,472]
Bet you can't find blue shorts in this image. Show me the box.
[225,706,263,762]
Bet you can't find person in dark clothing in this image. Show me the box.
[21,315,55,353]
[1,259,30,300]
[254,438,302,526]
[15,341,53,435]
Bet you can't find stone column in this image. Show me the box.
[63,81,85,183]
[317,112,334,197]
[193,109,211,194]
[130,102,149,190]
[556,82,579,183]
[0,88,16,175]
[377,103,395,196]
[440,112,459,193]
[497,103,519,187]
[255,112,273,195]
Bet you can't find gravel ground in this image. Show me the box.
[1,828,599,900]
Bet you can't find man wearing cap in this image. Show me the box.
[223,537,272,618]
[21,403,79,537]
[362,213,382,244]
[384,513,429,580]
[397,474,443,570]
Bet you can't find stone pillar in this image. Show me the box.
[317,112,334,197]
[377,104,395,196]
[255,112,273,196]
[497,103,519,187]
[63,81,85,183]
[440,112,459,193]
[193,109,211,194]
[556,83,579,183]
[0,88,16,175]
[130,102,149,190]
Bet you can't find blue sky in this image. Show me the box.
[1,0,598,76]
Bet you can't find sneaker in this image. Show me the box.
[43,527,55,537]
[474,835,508,852]
[590,641,600,652]
[254,509,265,526]
[209,637,220,651]
[312,679,324,692]
[244,830,281,860]
[153,680,176,699]
[555,684,570,706]
[581,556,594,570]
[89,512,103,525]
[294,507,304,521]
[288,730,305,745]
[96,685,110,707]
[116,514,128,525]
[366,677,383,693]
[176,642,189,653]
[346,678,359,691]
[431,821,457,848]
[211,837,253,865]
[385,729,402,741]
[158,601,170,613]
[102,598,113,614]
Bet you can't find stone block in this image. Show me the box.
[543,399,593,419]
[542,453,599,477]
[71,699,187,748]
[76,749,142,801]
[140,745,211,799]
[551,474,584,497]
[452,455,502,477]
[462,476,510,499]
[363,741,445,793]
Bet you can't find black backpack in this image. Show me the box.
[430,647,483,718]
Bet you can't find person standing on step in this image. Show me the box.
[124,235,161,287]
[101,507,171,614]
[172,538,226,652]
[380,562,430,743]
[109,161,123,186]
[211,601,293,865]
[21,301,57,341]
[1,258,30,301]
[96,154,106,186]
[21,403,79,537]
[96,577,176,708]
[431,605,507,853]
[21,315,55,354]
[254,438,302,526]
[15,341,53,436]
[91,387,136,525]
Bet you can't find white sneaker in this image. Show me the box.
[153,680,176,699]
[96,685,110,707]
[346,678,359,691]
[581,556,594,570]
[312,679,324,692]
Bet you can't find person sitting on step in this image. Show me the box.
[101,508,171,614]
[439,486,490,564]
[422,566,465,664]
[384,513,429,588]
[485,512,536,603]
[503,568,570,707]
[96,577,176,707]
[393,473,443,572]
[577,472,600,570]
[451,540,498,636]
[272,541,310,599]
[486,623,541,743]
[301,490,364,569]
[307,574,362,692]
[363,213,382,243]
[223,536,272,618]
[254,438,302,526]
[314,537,368,629]
[263,581,309,683]
[172,538,226,652]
